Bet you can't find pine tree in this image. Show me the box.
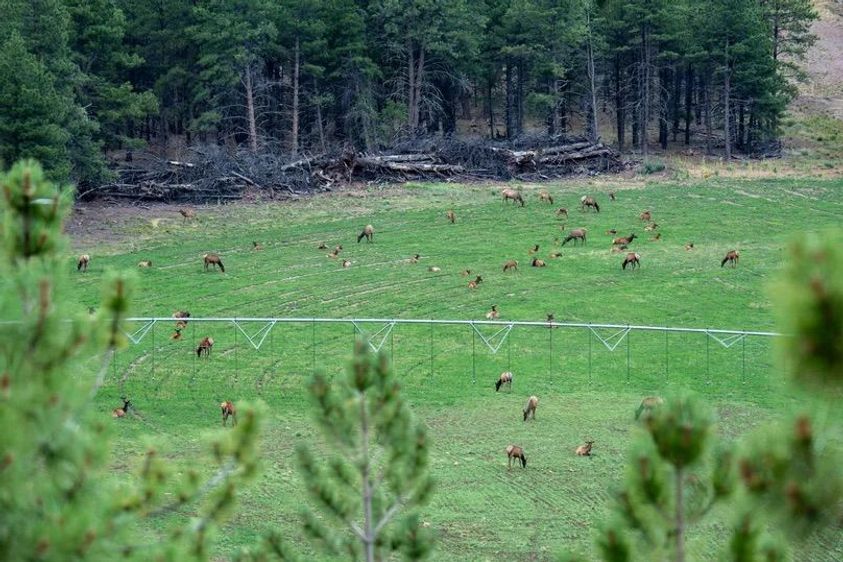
[266,341,434,562]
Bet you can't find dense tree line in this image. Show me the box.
[0,0,817,184]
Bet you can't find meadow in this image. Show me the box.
[70,176,843,560]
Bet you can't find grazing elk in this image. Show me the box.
[327,248,340,259]
[528,244,539,255]
[556,207,569,218]
[612,233,637,246]
[77,254,90,272]
[635,396,664,420]
[495,370,513,392]
[539,191,554,204]
[531,258,546,267]
[220,400,237,426]
[622,252,641,270]
[549,251,562,259]
[486,305,499,320]
[171,311,190,340]
[409,254,421,264]
[252,241,263,251]
[318,242,328,250]
[639,210,652,222]
[581,196,600,212]
[685,242,695,251]
[196,337,214,358]
[446,210,456,224]
[562,228,587,246]
[721,250,740,268]
[606,228,618,235]
[179,208,196,222]
[468,275,483,289]
[644,223,659,232]
[357,224,374,243]
[575,441,595,456]
[505,445,527,469]
[460,269,472,277]
[429,266,442,273]
[342,259,351,268]
[203,253,225,272]
[503,260,518,272]
[502,189,525,207]
[137,260,152,268]
[523,396,539,421]
[112,398,132,418]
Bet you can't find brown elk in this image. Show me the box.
[196,337,214,358]
[203,253,225,272]
[581,196,600,212]
[549,251,563,259]
[721,250,740,268]
[179,208,196,222]
[446,210,456,223]
[606,228,618,235]
[562,228,587,246]
[502,189,525,207]
[357,224,374,243]
[505,445,527,469]
[409,254,421,264]
[639,210,652,222]
[503,260,518,272]
[622,252,641,270]
[342,259,351,268]
[252,241,263,251]
[77,254,90,272]
[468,275,483,288]
[171,310,190,340]
[635,396,664,420]
[460,269,472,277]
[486,305,499,320]
[112,397,132,418]
[523,396,539,421]
[685,242,695,251]
[327,249,340,259]
[528,244,539,255]
[137,260,152,268]
[556,207,569,218]
[531,258,546,267]
[575,441,595,456]
[612,233,637,246]
[644,222,659,232]
[220,400,237,426]
[318,242,328,250]
[539,191,554,204]
[495,371,513,392]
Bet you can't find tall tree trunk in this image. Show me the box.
[746,107,755,154]
[291,38,300,157]
[407,41,416,133]
[487,77,496,138]
[672,65,681,142]
[586,9,599,142]
[505,61,514,138]
[738,101,745,152]
[704,74,712,155]
[640,24,650,163]
[516,62,524,137]
[659,68,669,149]
[413,46,425,132]
[314,80,327,153]
[632,63,640,148]
[244,64,258,154]
[675,467,686,562]
[615,54,625,151]
[723,40,731,160]
[684,63,693,145]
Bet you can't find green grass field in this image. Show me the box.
[70,177,843,560]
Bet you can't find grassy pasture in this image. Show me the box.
[69,177,843,560]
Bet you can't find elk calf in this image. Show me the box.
[486,305,499,320]
[357,224,374,243]
[640,210,652,222]
[505,445,527,469]
[77,254,90,272]
[137,260,152,268]
[446,210,456,223]
[523,395,539,421]
[503,260,518,272]
[179,208,196,221]
[531,258,546,267]
[575,441,595,456]
[220,400,237,426]
[112,398,132,418]
[721,250,740,268]
[635,396,664,420]
[203,253,225,272]
[495,371,513,392]
[539,191,554,204]
[196,337,214,358]
[622,252,641,270]
[502,189,525,207]
[556,207,569,218]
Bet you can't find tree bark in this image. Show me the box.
[505,61,514,139]
[586,9,599,142]
[675,467,686,562]
[704,74,712,155]
[615,54,625,151]
[640,23,650,163]
[291,38,301,157]
[244,64,258,154]
[684,64,693,146]
[487,77,496,138]
[723,39,732,160]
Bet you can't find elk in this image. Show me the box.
[650,233,662,242]
[505,445,527,469]
[112,397,132,418]
[357,224,374,243]
[538,191,554,204]
[327,248,340,259]
[721,250,740,268]
[171,311,190,340]
[203,253,225,272]
[137,260,152,268]
[549,251,563,259]
[612,233,637,246]
[318,242,328,250]
[575,441,595,456]
[409,254,421,264]
[446,210,456,223]
[503,260,518,272]
[635,396,664,420]
[644,223,659,232]
[531,258,546,267]
[196,337,214,358]
[486,305,499,320]
[639,210,652,222]
[581,195,600,212]
[562,228,587,246]
[523,396,539,421]
[77,254,90,272]
[556,207,569,218]
[685,242,695,251]
[252,241,263,251]
[179,208,196,222]
[429,266,442,273]
[622,252,641,270]
[220,400,237,426]
[609,191,616,201]
[468,275,483,289]
[342,259,351,268]
[495,371,513,392]
[528,244,539,255]
[502,189,525,207]
[606,228,617,235]
[460,269,472,277]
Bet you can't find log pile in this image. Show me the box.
[87,136,622,202]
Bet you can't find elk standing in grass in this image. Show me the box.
[685,242,695,251]
[556,207,569,218]
[612,233,637,246]
[468,275,483,289]
[112,398,132,418]
[639,210,652,222]
[609,191,616,201]
[220,400,237,426]
[622,253,641,270]
[495,371,513,392]
[357,224,374,243]
[342,259,351,268]
[635,396,664,420]
[318,242,328,250]
[721,250,740,267]
[531,258,546,267]
[460,269,472,277]
[528,244,539,255]
[252,241,263,251]
[486,305,499,320]
[562,228,587,246]
[77,254,90,272]
[409,254,421,264]
[523,396,539,421]
[196,337,214,358]
[171,310,190,340]
[137,260,152,268]
[581,196,600,212]
[539,191,554,204]
[502,189,525,206]
[446,210,456,224]
[179,208,196,222]
[503,260,518,272]
[549,251,562,259]
[203,253,225,272]
[575,441,595,456]
[505,445,527,469]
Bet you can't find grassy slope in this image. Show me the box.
[72,177,843,561]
